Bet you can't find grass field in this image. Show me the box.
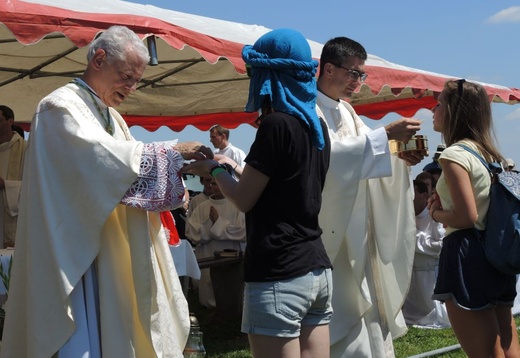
[186,287,514,357]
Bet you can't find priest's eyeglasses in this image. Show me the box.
[332,64,367,82]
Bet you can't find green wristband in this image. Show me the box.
[210,165,227,178]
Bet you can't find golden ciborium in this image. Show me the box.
[389,135,429,156]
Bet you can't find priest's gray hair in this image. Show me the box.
[87,25,150,65]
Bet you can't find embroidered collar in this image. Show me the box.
[71,78,114,135]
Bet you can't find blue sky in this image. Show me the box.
[128,0,520,177]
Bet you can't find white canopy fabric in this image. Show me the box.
[1,0,519,132]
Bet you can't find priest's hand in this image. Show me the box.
[398,149,426,166]
[173,142,214,160]
[385,118,422,142]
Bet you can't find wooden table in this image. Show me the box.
[197,254,244,318]
[197,255,244,270]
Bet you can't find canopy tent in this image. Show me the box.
[1,0,520,133]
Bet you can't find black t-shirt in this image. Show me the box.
[244,112,332,282]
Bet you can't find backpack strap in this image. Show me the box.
[455,144,502,176]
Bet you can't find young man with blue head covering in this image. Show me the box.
[182,28,333,358]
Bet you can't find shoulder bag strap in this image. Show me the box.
[456,144,493,174]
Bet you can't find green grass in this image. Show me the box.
[186,287,250,358]
[186,287,520,357]
[393,326,464,357]
[394,317,520,357]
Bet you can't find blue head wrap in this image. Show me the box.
[242,28,324,150]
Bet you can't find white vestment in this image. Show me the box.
[317,92,416,358]
[402,207,449,328]
[2,83,190,357]
[186,196,246,307]
[187,192,210,220]
[0,132,27,248]
[215,143,247,167]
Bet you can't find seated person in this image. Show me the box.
[187,175,213,220]
[415,171,435,196]
[402,180,450,328]
[186,174,246,308]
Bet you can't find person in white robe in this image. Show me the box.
[187,175,213,219]
[186,176,246,307]
[1,26,209,358]
[0,105,27,249]
[316,36,425,357]
[209,125,247,168]
[402,180,449,328]
[209,125,247,179]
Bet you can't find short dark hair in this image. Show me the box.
[319,37,367,77]
[210,124,230,139]
[416,171,436,187]
[0,105,14,121]
[11,124,24,139]
[413,180,429,194]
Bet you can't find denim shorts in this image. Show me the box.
[241,268,333,338]
[433,228,517,310]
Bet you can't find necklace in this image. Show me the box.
[71,79,114,135]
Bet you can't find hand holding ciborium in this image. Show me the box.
[385,118,428,166]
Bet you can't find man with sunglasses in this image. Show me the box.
[316,37,425,357]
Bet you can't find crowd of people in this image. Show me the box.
[0,24,518,358]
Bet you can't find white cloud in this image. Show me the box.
[505,107,520,121]
[486,6,520,24]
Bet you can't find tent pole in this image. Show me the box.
[147,36,158,66]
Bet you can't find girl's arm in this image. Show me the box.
[430,159,478,228]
